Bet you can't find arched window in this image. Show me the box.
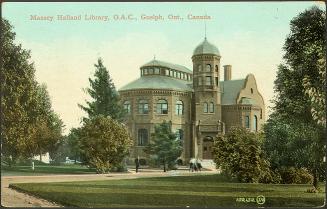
[215,65,218,72]
[245,116,250,128]
[138,129,148,146]
[251,88,253,94]
[175,100,183,115]
[254,115,258,132]
[157,99,168,114]
[206,64,212,72]
[138,100,149,114]
[209,102,214,113]
[123,101,131,114]
[198,65,202,72]
[203,102,208,113]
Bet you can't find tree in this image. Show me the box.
[78,58,125,121]
[1,19,64,165]
[212,127,271,183]
[78,115,132,173]
[66,128,83,163]
[144,121,183,172]
[25,84,64,161]
[266,6,326,189]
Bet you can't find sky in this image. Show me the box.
[3,1,325,134]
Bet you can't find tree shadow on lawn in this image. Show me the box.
[12,189,325,208]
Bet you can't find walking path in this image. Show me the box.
[1,169,216,207]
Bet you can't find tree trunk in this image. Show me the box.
[39,151,42,162]
[313,169,319,189]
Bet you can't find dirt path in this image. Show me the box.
[1,169,216,207]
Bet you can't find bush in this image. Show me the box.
[139,159,147,166]
[259,169,282,184]
[279,167,313,184]
[176,159,183,166]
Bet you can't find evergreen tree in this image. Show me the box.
[79,58,125,121]
[144,121,183,172]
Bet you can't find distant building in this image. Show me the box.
[118,37,265,164]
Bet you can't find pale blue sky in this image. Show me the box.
[3,2,325,134]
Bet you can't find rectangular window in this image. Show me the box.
[198,77,203,85]
[165,69,169,76]
[205,76,212,85]
[144,69,148,75]
[215,77,218,86]
[154,68,160,74]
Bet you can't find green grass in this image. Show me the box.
[2,163,97,175]
[10,174,325,208]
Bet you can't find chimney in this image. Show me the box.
[224,65,232,81]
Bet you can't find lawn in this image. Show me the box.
[9,174,325,208]
[2,163,97,175]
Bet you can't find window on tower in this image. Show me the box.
[209,102,214,113]
[203,102,208,113]
[215,65,218,72]
[215,77,219,86]
[198,65,202,72]
[205,76,212,85]
[206,64,212,72]
[198,77,203,86]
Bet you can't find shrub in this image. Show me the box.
[139,159,147,166]
[279,167,313,184]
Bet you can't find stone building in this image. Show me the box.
[118,37,265,165]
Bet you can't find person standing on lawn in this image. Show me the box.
[135,156,140,173]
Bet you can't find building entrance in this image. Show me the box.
[202,136,214,159]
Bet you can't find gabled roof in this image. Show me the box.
[141,59,192,74]
[119,75,193,92]
[220,79,246,105]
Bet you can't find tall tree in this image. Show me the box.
[266,6,326,189]
[1,19,38,165]
[1,19,64,164]
[79,58,125,121]
[144,121,183,172]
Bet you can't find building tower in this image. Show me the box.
[192,37,223,160]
